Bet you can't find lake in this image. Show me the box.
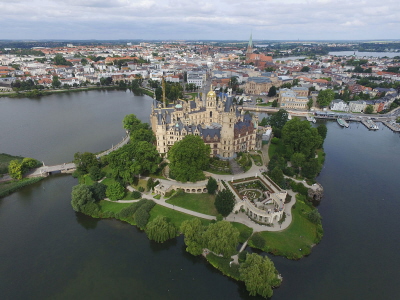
[1,91,400,299]
[329,51,399,58]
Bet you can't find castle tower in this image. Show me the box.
[220,104,236,159]
[206,86,217,124]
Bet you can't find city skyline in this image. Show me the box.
[0,0,399,41]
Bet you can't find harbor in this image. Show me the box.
[337,118,349,128]
[361,118,379,130]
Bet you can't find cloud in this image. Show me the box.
[0,0,399,40]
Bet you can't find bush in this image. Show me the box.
[271,137,280,144]
[138,186,145,192]
[307,209,322,224]
[238,251,248,263]
[106,182,125,200]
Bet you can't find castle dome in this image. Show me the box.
[207,90,216,98]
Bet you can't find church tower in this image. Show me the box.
[246,33,253,62]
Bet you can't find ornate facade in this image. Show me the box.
[150,88,261,159]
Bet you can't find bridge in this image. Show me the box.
[24,134,130,179]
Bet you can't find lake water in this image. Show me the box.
[1,91,400,299]
[329,51,399,58]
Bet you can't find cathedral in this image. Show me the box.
[150,88,262,159]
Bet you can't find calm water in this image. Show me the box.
[329,51,399,58]
[1,91,400,299]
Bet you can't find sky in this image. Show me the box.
[0,0,399,41]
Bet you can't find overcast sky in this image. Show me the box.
[1,0,399,41]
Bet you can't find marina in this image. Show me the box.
[381,121,400,132]
[361,118,379,130]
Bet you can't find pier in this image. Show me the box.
[361,119,379,130]
[381,121,400,132]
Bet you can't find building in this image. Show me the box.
[278,87,309,109]
[150,87,261,159]
[348,100,366,113]
[330,99,349,112]
[245,34,273,68]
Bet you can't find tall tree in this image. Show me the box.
[71,184,95,212]
[180,218,205,256]
[239,253,281,298]
[8,160,23,180]
[214,188,235,217]
[268,86,277,97]
[204,221,239,257]
[106,181,125,201]
[206,177,218,194]
[317,89,335,107]
[74,152,98,174]
[122,114,148,132]
[168,135,210,182]
[281,118,322,158]
[145,216,177,243]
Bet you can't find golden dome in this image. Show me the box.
[207,90,216,98]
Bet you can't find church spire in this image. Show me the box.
[248,33,253,49]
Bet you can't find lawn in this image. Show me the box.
[205,253,240,280]
[166,192,218,216]
[131,178,147,191]
[98,200,132,214]
[149,204,211,228]
[231,222,253,243]
[100,177,117,187]
[252,198,319,259]
[316,149,326,166]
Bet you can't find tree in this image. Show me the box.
[52,75,61,88]
[269,109,289,130]
[291,152,306,169]
[317,124,328,141]
[168,135,210,182]
[365,105,374,114]
[271,99,278,107]
[214,188,235,217]
[106,181,125,200]
[317,89,334,107]
[71,184,95,212]
[206,177,218,194]
[21,157,39,169]
[74,152,98,174]
[301,66,310,72]
[122,114,148,132]
[268,167,284,188]
[307,209,322,224]
[301,158,320,179]
[53,54,72,66]
[268,86,277,97]
[203,221,239,257]
[180,218,205,256]
[89,165,103,181]
[282,118,322,158]
[130,128,155,143]
[131,141,161,174]
[239,253,281,298]
[8,160,23,180]
[89,182,107,202]
[307,98,314,110]
[145,216,177,243]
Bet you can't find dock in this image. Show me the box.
[381,121,400,132]
[361,119,379,130]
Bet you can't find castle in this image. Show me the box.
[150,88,262,159]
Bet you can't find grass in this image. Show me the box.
[205,253,240,280]
[206,169,232,175]
[166,192,218,216]
[98,200,132,214]
[231,222,253,243]
[0,177,44,198]
[316,149,326,166]
[100,177,117,187]
[256,102,272,106]
[250,154,263,166]
[149,204,212,228]
[84,175,95,185]
[251,197,319,260]
[268,139,285,159]
[131,178,147,191]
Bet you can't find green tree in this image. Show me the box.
[74,152,98,174]
[307,98,314,110]
[89,165,103,181]
[301,158,320,179]
[206,177,218,194]
[71,184,95,212]
[81,58,88,65]
[8,160,23,180]
[239,253,281,298]
[268,85,277,97]
[204,221,239,257]
[268,167,284,188]
[21,157,39,170]
[130,128,156,143]
[53,54,72,66]
[271,99,278,107]
[317,89,334,107]
[145,216,177,243]
[106,181,125,200]
[214,188,235,217]
[180,218,205,256]
[282,118,322,158]
[301,66,310,72]
[269,109,289,130]
[365,105,374,114]
[89,182,107,202]
[168,135,210,182]
[317,124,328,141]
[122,114,149,132]
[131,141,161,174]
[307,209,322,224]
[291,152,306,169]
[52,75,61,88]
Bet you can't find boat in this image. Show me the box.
[337,118,349,128]
[306,115,317,123]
